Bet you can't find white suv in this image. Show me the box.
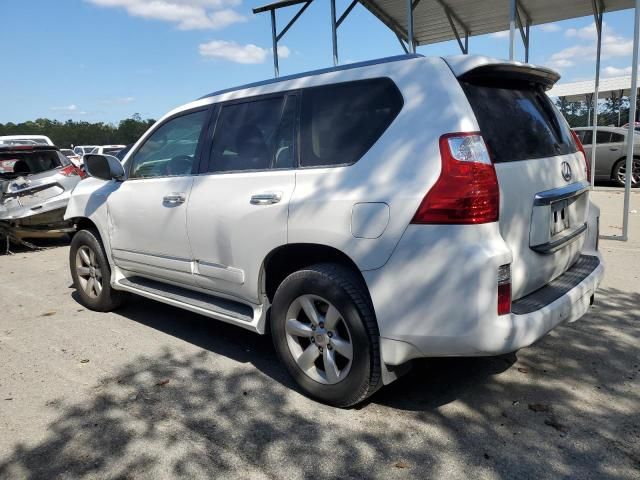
[65,55,604,406]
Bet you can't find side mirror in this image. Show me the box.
[84,154,125,181]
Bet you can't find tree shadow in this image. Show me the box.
[1,287,638,479]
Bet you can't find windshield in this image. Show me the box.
[0,150,68,178]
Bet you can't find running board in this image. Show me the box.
[117,276,264,333]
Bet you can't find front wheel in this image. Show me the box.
[271,263,381,407]
[69,229,125,311]
[612,158,640,188]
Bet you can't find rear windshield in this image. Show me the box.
[103,147,122,154]
[461,80,577,163]
[0,150,69,178]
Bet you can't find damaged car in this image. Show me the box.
[0,145,85,250]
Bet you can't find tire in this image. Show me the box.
[271,263,381,407]
[69,229,125,311]
[612,158,640,188]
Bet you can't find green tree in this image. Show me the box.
[0,114,156,147]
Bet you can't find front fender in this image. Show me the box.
[65,177,121,273]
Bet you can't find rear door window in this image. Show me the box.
[300,78,403,167]
[461,80,577,163]
[610,132,625,143]
[207,95,296,173]
[596,131,612,144]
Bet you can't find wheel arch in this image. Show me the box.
[261,243,371,305]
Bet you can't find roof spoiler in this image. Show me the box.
[443,55,560,90]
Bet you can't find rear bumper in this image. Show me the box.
[376,252,603,365]
[363,219,604,366]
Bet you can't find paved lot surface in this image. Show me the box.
[0,190,639,480]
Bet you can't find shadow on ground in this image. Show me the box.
[1,287,638,479]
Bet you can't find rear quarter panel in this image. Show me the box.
[288,57,480,271]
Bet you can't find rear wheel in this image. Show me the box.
[70,229,125,311]
[612,158,640,188]
[271,263,381,407]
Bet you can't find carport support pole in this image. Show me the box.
[622,0,640,241]
[590,2,603,187]
[331,0,338,66]
[407,0,415,53]
[270,9,279,78]
[509,0,516,60]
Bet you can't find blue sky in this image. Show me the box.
[0,0,636,124]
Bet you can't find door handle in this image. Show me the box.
[609,148,619,151]
[250,192,282,205]
[163,193,186,205]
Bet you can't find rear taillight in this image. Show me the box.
[570,130,590,183]
[497,264,512,316]
[411,133,499,224]
[60,164,85,178]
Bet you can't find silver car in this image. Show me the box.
[573,126,640,187]
[0,145,84,249]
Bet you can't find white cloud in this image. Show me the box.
[276,45,290,58]
[199,40,266,63]
[86,0,245,30]
[490,30,510,39]
[198,41,290,64]
[50,104,87,115]
[602,65,633,77]
[539,23,561,32]
[548,21,633,70]
[101,96,136,105]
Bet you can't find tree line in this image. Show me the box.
[0,114,156,148]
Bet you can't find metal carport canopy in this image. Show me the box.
[255,0,635,47]
[357,0,633,46]
[548,75,633,101]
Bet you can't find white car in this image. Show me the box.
[0,135,54,146]
[95,145,126,156]
[73,146,98,157]
[65,54,604,406]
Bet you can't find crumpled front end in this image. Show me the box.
[1,175,78,249]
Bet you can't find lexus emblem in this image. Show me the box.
[561,161,572,182]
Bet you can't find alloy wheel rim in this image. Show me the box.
[75,245,103,298]
[617,160,640,186]
[284,294,353,385]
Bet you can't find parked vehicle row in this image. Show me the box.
[66,54,603,407]
[0,135,54,146]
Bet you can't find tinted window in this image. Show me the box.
[610,133,625,143]
[596,131,612,144]
[0,150,66,178]
[130,110,208,178]
[300,78,403,167]
[461,80,577,163]
[207,95,296,173]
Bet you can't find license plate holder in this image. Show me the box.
[551,199,570,236]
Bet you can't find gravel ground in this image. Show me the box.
[0,190,638,480]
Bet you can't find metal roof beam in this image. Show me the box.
[433,0,470,54]
[253,0,308,14]
[515,2,531,61]
[358,0,409,42]
[253,0,314,77]
[337,0,359,27]
[276,0,313,41]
